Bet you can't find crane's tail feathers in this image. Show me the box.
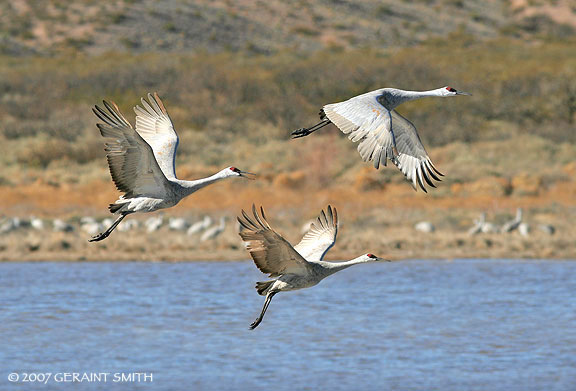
[255,280,274,296]
[109,203,125,213]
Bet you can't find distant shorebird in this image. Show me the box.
[292,86,471,192]
[414,221,435,233]
[168,217,189,231]
[187,216,213,236]
[89,93,255,242]
[501,208,523,233]
[238,205,390,329]
[145,215,164,233]
[200,216,226,242]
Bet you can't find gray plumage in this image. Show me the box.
[89,93,254,242]
[238,205,389,329]
[292,86,471,192]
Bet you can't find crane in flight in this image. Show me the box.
[292,86,471,192]
[238,205,390,329]
[89,93,255,242]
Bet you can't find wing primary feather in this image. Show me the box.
[424,160,441,181]
[416,167,428,193]
[140,97,156,117]
[428,160,444,177]
[333,207,338,227]
[93,105,118,127]
[252,204,268,229]
[153,92,168,115]
[241,209,259,230]
[259,206,271,229]
[103,101,129,127]
[421,165,436,188]
[148,93,164,116]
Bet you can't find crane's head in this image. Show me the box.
[364,253,391,262]
[224,166,256,180]
[441,86,472,97]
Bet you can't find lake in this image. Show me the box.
[1,259,575,390]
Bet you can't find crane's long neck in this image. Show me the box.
[384,88,444,109]
[176,172,226,197]
[321,256,376,276]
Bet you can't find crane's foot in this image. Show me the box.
[88,232,109,242]
[249,319,261,330]
[291,127,312,139]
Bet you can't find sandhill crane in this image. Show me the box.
[292,87,471,192]
[238,205,390,329]
[81,219,104,236]
[538,224,555,235]
[468,213,485,235]
[117,219,139,232]
[518,222,530,236]
[30,217,44,231]
[145,215,164,233]
[53,219,74,232]
[89,93,255,242]
[168,217,189,231]
[414,221,435,233]
[187,216,213,235]
[200,216,226,242]
[501,208,522,233]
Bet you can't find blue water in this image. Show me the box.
[1,260,575,391]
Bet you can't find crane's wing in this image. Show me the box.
[323,94,443,192]
[388,110,444,192]
[238,205,312,277]
[294,205,338,263]
[134,93,179,180]
[93,101,170,199]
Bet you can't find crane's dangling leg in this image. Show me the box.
[291,119,331,139]
[88,214,127,242]
[249,291,277,330]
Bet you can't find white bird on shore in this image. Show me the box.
[414,221,435,233]
[292,86,471,192]
[0,217,19,234]
[238,205,390,329]
[200,216,226,242]
[89,93,255,242]
[53,219,74,232]
[538,224,555,235]
[468,213,485,235]
[81,220,104,236]
[30,217,44,231]
[145,215,164,233]
[187,216,213,235]
[117,219,139,232]
[518,222,530,237]
[501,208,523,233]
[168,217,189,231]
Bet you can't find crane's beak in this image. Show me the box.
[456,90,472,96]
[378,257,392,262]
[239,170,256,180]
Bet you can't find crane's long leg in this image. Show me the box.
[291,119,331,139]
[249,292,277,330]
[88,214,127,242]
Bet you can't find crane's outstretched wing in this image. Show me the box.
[134,93,179,180]
[294,205,338,263]
[93,101,170,199]
[323,93,443,192]
[238,205,312,277]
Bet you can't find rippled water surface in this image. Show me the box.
[1,259,575,390]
